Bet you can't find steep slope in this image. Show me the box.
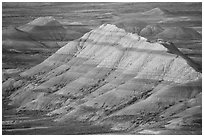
[157,40,202,73]
[18,16,67,48]
[8,24,201,134]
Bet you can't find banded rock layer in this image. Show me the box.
[9,24,201,133]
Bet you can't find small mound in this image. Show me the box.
[18,16,67,48]
[142,8,166,16]
[114,20,148,34]
[140,24,164,37]
[18,16,58,32]
[155,27,201,40]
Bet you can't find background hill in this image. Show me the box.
[2,2,202,135]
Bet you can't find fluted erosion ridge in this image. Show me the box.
[8,24,201,133]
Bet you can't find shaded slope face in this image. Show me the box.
[18,16,67,48]
[113,8,167,35]
[113,7,201,43]
[8,24,201,134]
[2,17,68,69]
[155,27,202,40]
[157,41,202,73]
[2,27,45,50]
[114,20,148,34]
[3,16,67,50]
[142,7,167,16]
[139,24,164,38]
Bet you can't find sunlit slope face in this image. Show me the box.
[9,24,201,133]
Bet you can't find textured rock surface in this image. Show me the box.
[8,24,202,134]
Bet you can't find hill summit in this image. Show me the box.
[143,8,166,16]
[18,16,67,47]
[3,16,67,50]
[7,24,201,134]
[19,16,59,31]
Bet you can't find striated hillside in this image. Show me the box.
[6,24,202,134]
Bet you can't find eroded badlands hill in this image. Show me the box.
[3,16,67,50]
[18,16,67,48]
[114,8,202,42]
[6,24,202,134]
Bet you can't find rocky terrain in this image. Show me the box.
[2,2,202,135]
[3,23,202,134]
